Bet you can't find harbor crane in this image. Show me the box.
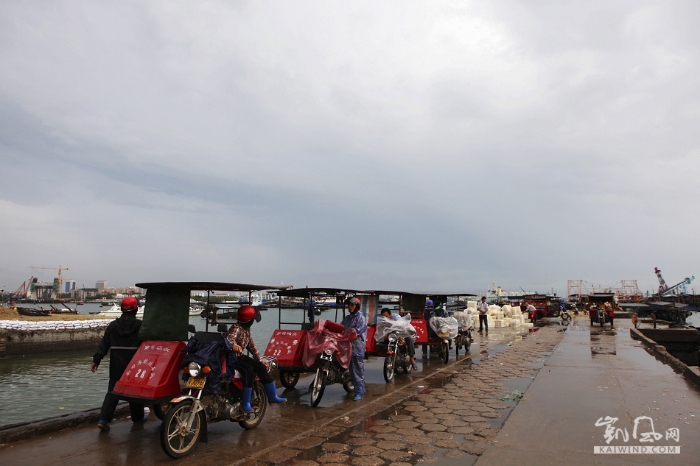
[12,276,35,299]
[29,265,69,296]
[654,267,695,297]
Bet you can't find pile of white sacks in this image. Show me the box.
[466,301,534,329]
[0,319,112,332]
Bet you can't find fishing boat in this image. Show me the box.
[17,307,51,317]
[96,304,144,318]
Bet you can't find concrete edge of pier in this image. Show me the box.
[630,327,700,389]
[0,404,131,445]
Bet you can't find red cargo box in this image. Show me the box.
[264,329,307,368]
[412,320,428,343]
[113,340,186,400]
[365,325,377,353]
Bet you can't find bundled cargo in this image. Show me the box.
[429,316,459,339]
[374,314,416,341]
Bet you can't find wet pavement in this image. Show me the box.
[3,317,697,465]
[0,322,560,465]
[477,318,700,465]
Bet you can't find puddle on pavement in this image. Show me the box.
[589,329,617,356]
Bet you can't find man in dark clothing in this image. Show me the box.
[91,296,144,431]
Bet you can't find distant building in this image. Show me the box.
[77,288,99,300]
[96,280,108,290]
[64,279,76,293]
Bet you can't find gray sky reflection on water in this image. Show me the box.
[0,2,698,296]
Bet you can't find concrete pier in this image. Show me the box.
[1,318,698,465]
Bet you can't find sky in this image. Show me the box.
[0,1,698,297]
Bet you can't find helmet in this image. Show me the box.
[346,297,360,313]
[426,299,434,307]
[237,305,261,323]
[121,296,139,313]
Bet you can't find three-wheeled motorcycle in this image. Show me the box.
[373,313,417,383]
[110,282,286,459]
[584,293,616,328]
[264,287,359,395]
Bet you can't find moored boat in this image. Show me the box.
[16,307,51,317]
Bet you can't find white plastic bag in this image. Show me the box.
[374,314,417,342]
[429,316,459,339]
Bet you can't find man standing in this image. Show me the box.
[91,296,144,431]
[478,296,489,334]
[342,297,367,400]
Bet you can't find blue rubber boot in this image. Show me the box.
[263,382,287,404]
[241,387,254,413]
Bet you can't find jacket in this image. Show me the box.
[93,313,142,382]
[341,311,367,357]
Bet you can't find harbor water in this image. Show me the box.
[0,303,339,427]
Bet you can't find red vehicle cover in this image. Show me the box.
[365,326,377,353]
[302,319,352,370]
[412,319,428,343]
[264,329,308,368]
[113,340,186,400]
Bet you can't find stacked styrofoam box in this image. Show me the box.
[488,305,502,328]
[503,317,512,327]
[467,301,480,327]
[502,305,512,317]
[488,305,503,320]
[522,322,534,328]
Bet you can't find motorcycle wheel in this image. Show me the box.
[152,403,168,421]
[160,400,203,459]
[610,318,614,328]
[310,369,327,407]
[465,338,471,353]
[455,337,461,357]
[279,370,299,389]
[239,381,268,429]
[342,378,354,393]
[439,340,449,364]
[383,354,395,383]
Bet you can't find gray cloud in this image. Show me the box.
[0,1,698,296]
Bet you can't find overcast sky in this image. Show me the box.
[1,1,698,297]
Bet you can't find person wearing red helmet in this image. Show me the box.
[227,305,286,411]
[91,296,144,431]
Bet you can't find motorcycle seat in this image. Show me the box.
[193,331,226,343]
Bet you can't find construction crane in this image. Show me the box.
[661,276,695,297]
[655,267,695,297]
[654,267,668,294]
[12,276,35,299]
[29,266,69,297]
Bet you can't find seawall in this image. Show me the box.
[0,320,112,356]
